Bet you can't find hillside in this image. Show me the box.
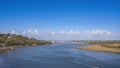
[0,33,52,46]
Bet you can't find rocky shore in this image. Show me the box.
[0,46,23,54]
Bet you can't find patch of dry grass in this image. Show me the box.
[75,44,120,54]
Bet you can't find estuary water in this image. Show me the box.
[0,43,120,68]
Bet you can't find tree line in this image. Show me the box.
[68,40,120,44]
[0,33,52,46]
[82,40,120,44]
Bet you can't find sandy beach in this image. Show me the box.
[75,45,120,54]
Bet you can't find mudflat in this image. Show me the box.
[75,45,120,54]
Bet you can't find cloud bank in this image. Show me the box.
[6,29,117,40]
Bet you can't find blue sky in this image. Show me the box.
[0,0,120,40]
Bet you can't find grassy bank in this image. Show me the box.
[75,44,120,54]
[0,33,52,54]
[0,33,52,47]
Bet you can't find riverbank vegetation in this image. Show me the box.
[70,40,120,48]
[74,40,120,53]
[82,40,120,48]
[0,33,52,53]
[0,33,52,47]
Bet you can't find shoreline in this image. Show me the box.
[0,46,23,54]
[75,45,120,54]
[0,44,51,54]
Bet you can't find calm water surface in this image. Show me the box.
[0,43,120,68]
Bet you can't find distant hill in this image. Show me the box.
[0,33,52,46]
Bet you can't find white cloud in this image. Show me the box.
[25,29,40,35]
[85,29,115,37]
[58,30,80,35]
[10,30,19,35]
[66,30,80,35]
[21,31,27,35]
[11,30,15,34]
[5,29,117,40]
[59,31,65,34]
[51,32,56,35]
